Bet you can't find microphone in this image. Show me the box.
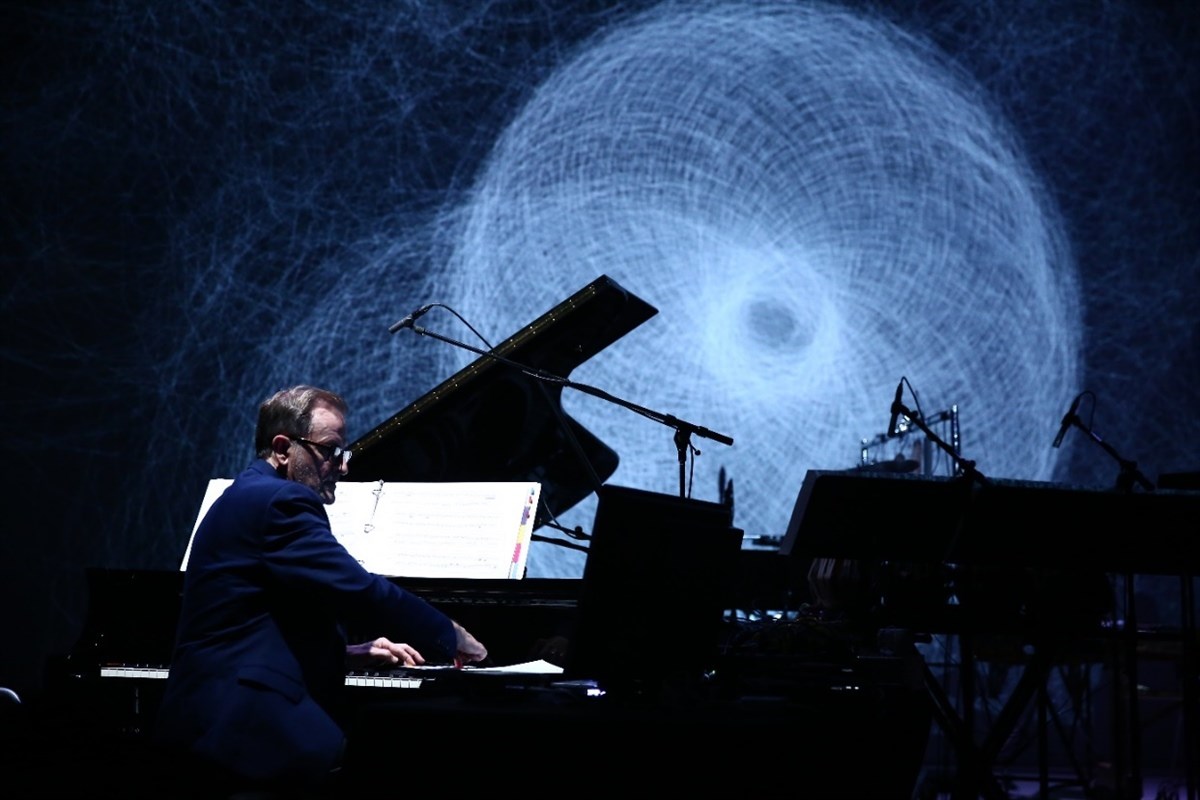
[387,304,434,334]
[1052,394,1081,448]
[886,379,905,437]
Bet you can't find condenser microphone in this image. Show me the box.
[886,379,905,437]
[387,304,434,334]
[1052,394,1082,448]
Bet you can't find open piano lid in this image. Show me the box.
[346,275,658,522]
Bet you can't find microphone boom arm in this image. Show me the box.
[892,399,989,488]
[1077,421,1155,493]
[407,323,734,499]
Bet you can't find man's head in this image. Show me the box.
[256,385,351,504]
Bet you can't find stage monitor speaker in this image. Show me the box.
[566,484,742,693]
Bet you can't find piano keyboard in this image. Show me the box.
[344,671,423,689]
[101,665,169,680]
[100,665,423,690]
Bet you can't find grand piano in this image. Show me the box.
[58,274,658,676]
[23,278,664,791]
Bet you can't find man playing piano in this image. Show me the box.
[155,385,487,796]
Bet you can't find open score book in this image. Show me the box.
[180,480,541,580]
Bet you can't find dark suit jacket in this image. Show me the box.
[155,459,456,786]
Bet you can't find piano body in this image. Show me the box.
[51,275,659,726]
[55,569,580,704]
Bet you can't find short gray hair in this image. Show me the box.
[254,385,347,457]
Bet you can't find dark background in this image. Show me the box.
[3,0,1197,704]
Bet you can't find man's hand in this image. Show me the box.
[345,637,425,668]
[452,621,488,665]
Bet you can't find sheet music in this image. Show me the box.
[464,659,563,675]
[329,481,539,578]
[182,479,540,579]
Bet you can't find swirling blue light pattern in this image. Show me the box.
[439,1,1078,557]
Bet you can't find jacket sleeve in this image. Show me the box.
[258,482,458,660]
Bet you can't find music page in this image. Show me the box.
[182,479,540,579]
[326,481,540,579]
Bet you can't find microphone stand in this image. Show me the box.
[1057,413,1160,798]
[1059,415,1154,493]
[892,401,989,489]
[890,400,1001,797]
[408,323,734,500]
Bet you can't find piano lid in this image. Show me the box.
[347,275,658,521]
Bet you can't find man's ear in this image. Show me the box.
[271,434,292,464]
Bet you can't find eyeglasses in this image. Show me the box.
[292,436,353,467]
